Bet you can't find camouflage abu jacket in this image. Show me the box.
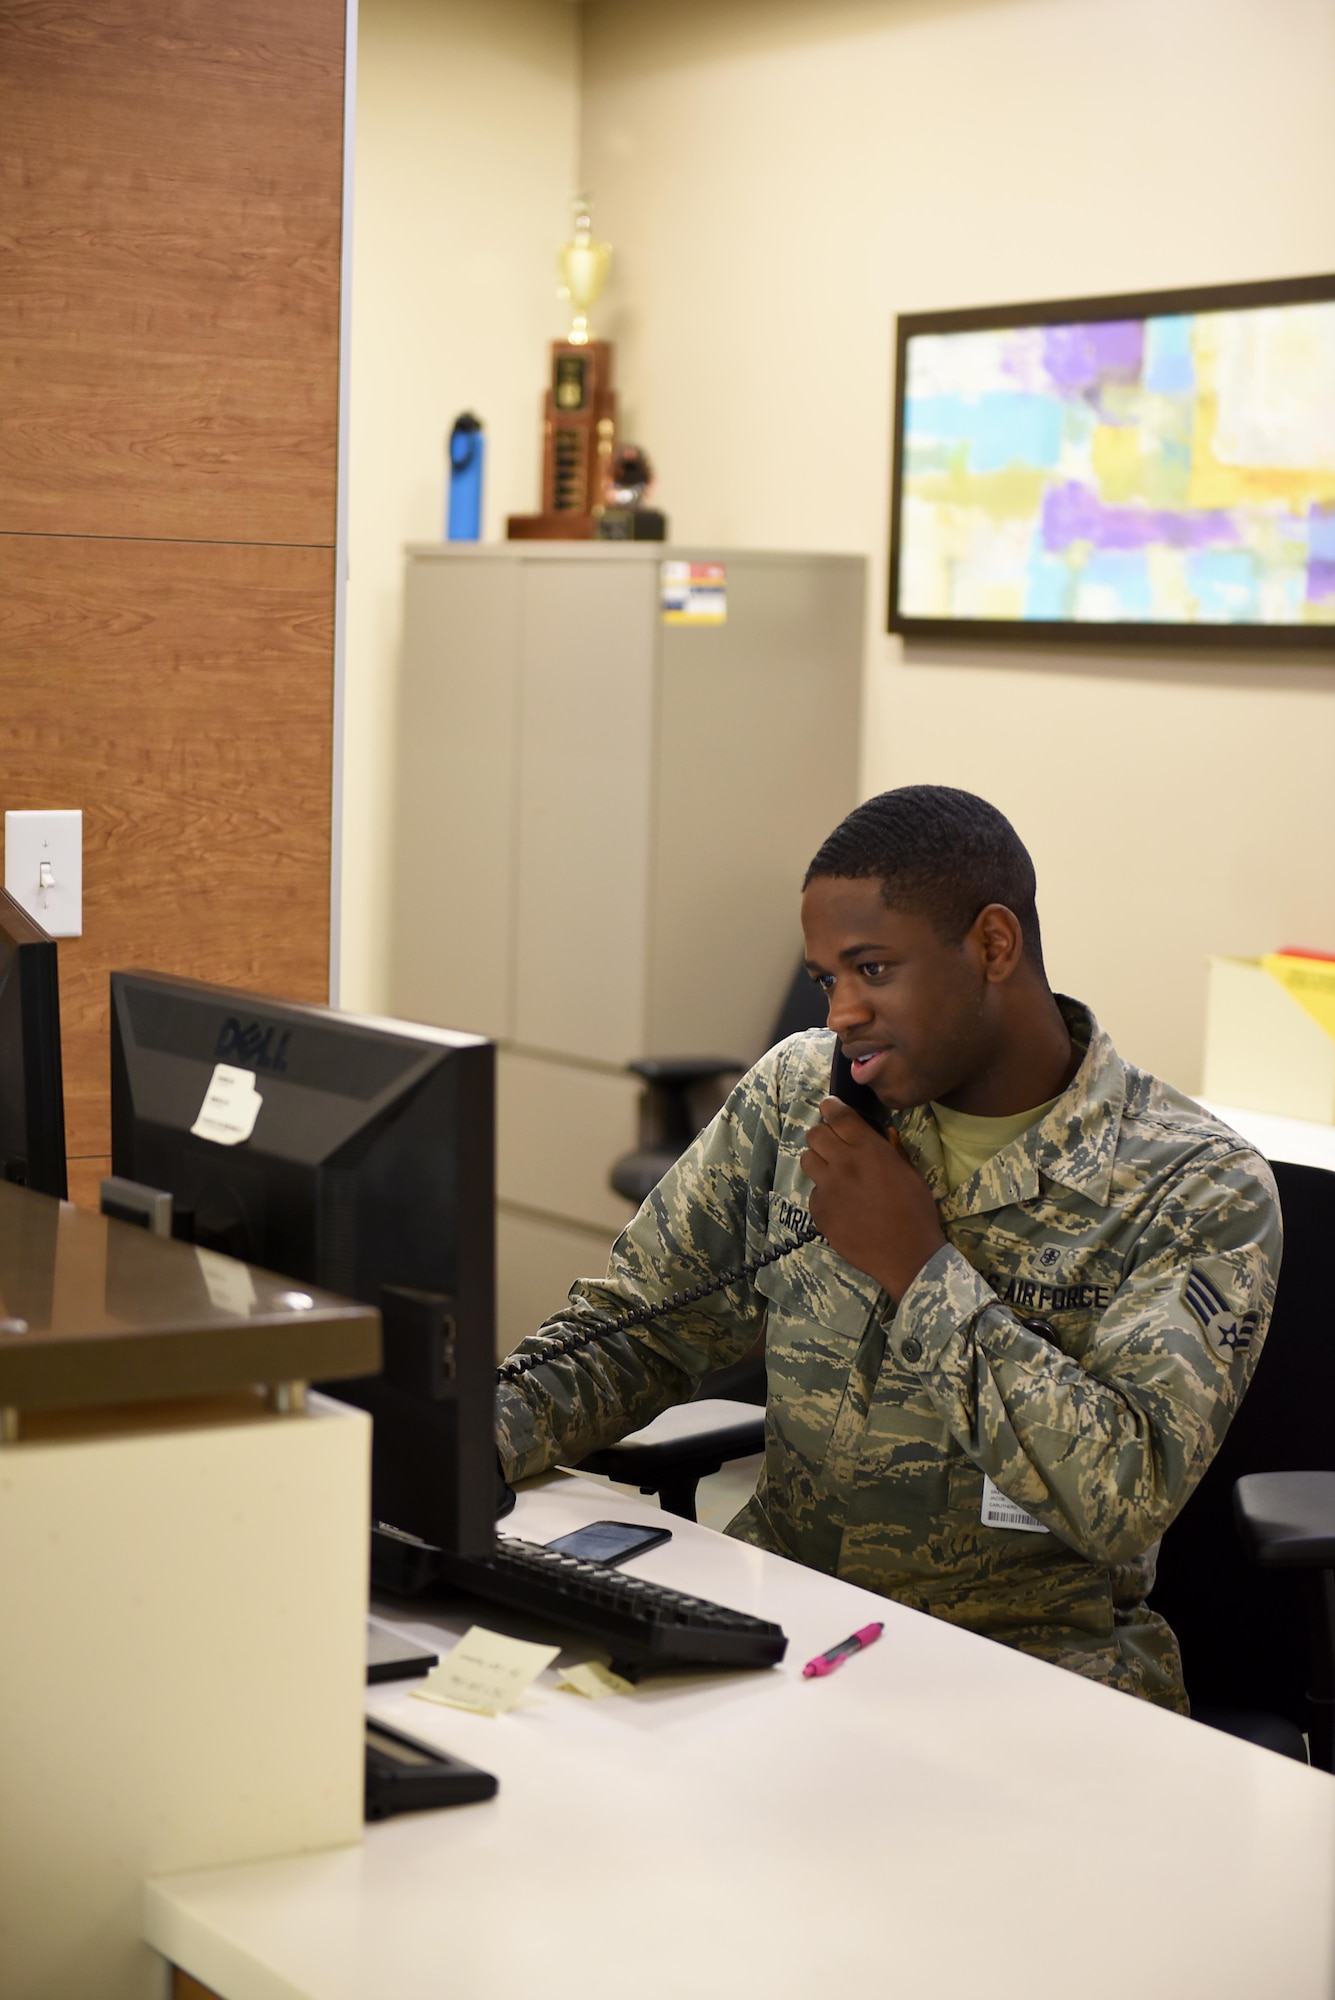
[495,1001,1281,1710]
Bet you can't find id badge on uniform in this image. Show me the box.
[980,1474,1049,1534]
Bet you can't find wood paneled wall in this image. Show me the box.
[0,0,346,1203]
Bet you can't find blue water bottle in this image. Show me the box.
[446,412,484,540]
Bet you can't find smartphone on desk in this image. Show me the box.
[545,1520,673,1566]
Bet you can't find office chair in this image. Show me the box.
[609,1058,746,1209]
[1232,1471,1335,1770]
[1149,1158,1335,1764]
[579,1396,767,1521]
[582,963,827,1518]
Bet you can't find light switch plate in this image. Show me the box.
[4,810,83,937]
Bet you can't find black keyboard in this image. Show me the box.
[434,1534,789,1676]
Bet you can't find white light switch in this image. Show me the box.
[4,810,83,937]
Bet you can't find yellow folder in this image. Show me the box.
[1261,953,1335,1042]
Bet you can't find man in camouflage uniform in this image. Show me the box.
[496,787,1281,1709]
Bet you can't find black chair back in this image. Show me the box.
[768,960,828,1046]
[1150,1160,1335,1726]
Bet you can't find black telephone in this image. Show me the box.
[828,1041,890,1134]
[496,1040,885,1385]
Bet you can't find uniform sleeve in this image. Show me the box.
[887,1146,1282,1565]
[494,1052,787,1481]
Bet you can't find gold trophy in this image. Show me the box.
[557,192,612,347]
[507,195,618,540]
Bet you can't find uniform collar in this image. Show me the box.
[890,998,1125,1217]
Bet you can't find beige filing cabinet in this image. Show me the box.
[389,544,865,1348]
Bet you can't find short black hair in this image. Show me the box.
[804,785,1045,972]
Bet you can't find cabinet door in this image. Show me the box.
[648,556,864,1060]
[513,558,657,1063]
[496,1050,641,1231]
[387,556,522,1039]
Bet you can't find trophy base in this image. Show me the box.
[506,511,597,541]
[595,507,668,542]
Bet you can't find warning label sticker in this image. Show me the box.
[661,560,727,625]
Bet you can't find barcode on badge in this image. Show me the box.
[980,1474,1049,1534]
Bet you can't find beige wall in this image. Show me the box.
[579,0,1335,1090]
[342,0,580,1011]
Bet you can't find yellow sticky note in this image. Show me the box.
[410,1625,560,1716]
[557,1661,636,1700]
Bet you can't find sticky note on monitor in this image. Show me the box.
[411,1626,560,1716]
[190,1063,264,1147]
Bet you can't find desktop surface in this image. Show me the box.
[146,1471,1335,2000]
[0,1181,378,1414]
[1197,1098,1335,1174]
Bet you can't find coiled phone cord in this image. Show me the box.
[495,1220,820,1384]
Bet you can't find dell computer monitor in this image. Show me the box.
[109,970,496,1557]
[0,890,68,1199]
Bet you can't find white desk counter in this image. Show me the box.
[1197,1099,1335,1172]
[146,1471,1335,2000]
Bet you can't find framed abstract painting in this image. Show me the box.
[887,273,1335,647]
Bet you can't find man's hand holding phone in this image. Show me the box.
[800,1097,946,1303]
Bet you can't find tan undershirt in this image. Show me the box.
[930,1093,1062,1194]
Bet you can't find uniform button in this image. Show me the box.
[901,1336,923,1363]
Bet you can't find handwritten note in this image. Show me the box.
[410,1626,560,1716]
[190,1064,263,1147]
[557,1661,636,1700]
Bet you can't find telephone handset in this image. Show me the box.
[497,1040,887,1385]
[828,1041,890,1134]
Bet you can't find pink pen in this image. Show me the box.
[802,1621,884,1678]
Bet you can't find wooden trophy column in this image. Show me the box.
[506,340,617,540]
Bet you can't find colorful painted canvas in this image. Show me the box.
[891,284,1335,635]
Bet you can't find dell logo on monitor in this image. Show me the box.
[214,1016,292,1075]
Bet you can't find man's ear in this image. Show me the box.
[970,904,1025,984]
